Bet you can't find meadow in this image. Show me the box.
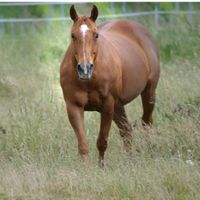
[0,14,200,200]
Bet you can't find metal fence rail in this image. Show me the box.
[0,10,198,23]
[0,2,199,47]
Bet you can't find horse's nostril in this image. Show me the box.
[86,64,93,72]
[87,64,93,70]
[77,64,83,73]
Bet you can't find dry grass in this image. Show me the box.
[0,17,200,199]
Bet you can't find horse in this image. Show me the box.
[60,5,160,166]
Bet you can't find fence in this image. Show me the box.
[0,2,199,46]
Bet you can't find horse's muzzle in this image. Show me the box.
[77,63,94,80]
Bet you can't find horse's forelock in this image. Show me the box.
[73,16,96,29]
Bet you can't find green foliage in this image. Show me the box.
[0,5,45,18]
[158,24,200,63]
[94,3,112,15]
[160,2,174,11]
[0,193,8,200]
[0,3,199,18]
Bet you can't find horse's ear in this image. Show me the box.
[70,5,78,22]
[90,5,98,22]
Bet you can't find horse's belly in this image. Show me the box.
[120,80,147,105]
[117,42,149,104]
[120,75,147,105]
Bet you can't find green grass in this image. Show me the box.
[0,16,200,199]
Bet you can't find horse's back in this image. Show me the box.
[98,20,160,104]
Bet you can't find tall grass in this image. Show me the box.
[0,15,200,199]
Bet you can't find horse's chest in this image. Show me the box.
[84,91,103,111]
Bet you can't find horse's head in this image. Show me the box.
[69,5,99,80]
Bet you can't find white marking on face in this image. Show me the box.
[80,24,90,71]
[80,24,89,36]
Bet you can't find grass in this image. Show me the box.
[0,15,200,199]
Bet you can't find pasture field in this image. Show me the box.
[0,16,200,200]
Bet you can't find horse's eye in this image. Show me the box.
[71,33,76,40]
[95,33,99,39]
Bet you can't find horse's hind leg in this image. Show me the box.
[141,81,157,127]
[113,105,133,154]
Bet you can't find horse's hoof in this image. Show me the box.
[99,159,105,168]
[81,154,89,162]
[142,121,152,132]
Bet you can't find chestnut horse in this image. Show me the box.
[60,5,160,166]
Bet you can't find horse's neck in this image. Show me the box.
[96,34,119,62]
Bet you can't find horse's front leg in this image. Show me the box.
[97,95,114,167]
[66,102,88,161]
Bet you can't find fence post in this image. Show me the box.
[10,20,14,47]
[188,2,193,24]
[20,22,25,38]
[174,2,180,27]
[31,22,36,33]
[175,2,180,13]
[47,4,54,32]
[60,4,65,32]
[49,4,55,17]
[155,2,160,29]
[136,2,141,12]
[0,16,5,47]
[110,2,115,14]
[122,2,127,14]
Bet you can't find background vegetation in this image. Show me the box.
[0,2,200,200]
[0,2,200,18]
